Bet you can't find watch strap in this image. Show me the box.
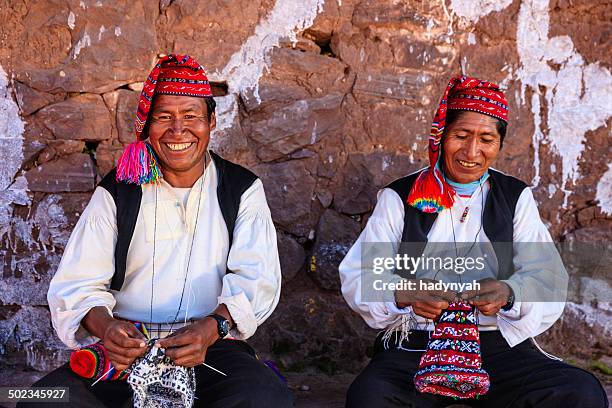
[207,314,230,337]
[501,289,515,311]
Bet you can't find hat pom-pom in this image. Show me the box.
[407,168,455,213]
[116,141,162,184]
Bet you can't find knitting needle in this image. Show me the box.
[203,363,227,376]
[90,367,115,387]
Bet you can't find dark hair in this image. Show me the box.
[445,109,507,148]
[204,96,216,120]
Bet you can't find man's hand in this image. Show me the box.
[103,320,148,372]
[82,306,147,373]
[395,279,457,320]
[461,278,512,316]
[156,318,219,367]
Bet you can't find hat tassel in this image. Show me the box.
[116,141,162,184]
[407,167,455,213]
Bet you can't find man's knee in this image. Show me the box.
[15,368,65,407]
[239,379,293,407]
[523,366,608,408]
[346,370,439,408]
[563,369,608,407]
[346,373,395,408]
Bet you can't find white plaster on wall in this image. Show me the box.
[450,0,513,23]
[596,163,612,215]
[515,0,612,206]
[565,301,612,337]
[210,0,325,135]
[467,32,476,45]
[454,0,612,207]
[98,25,106,41]
[72,31,91,59]
[67,11,76,30]
[0,65,28,248]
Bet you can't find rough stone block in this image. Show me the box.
[311,209,361,290]
[25,153,95,192]
[10,2,158,93]
[36,94,112,141]
[253,158,318,237]
[251,94,344,162]
[15,82,57,116]
[333,152,420,215]
[353,71,429,102]
[277,231,306,282]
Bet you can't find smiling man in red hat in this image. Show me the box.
[339,76,606,407]
[21,54,292,407]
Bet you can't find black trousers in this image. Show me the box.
[346,331,608,408]
[17,339,293,408]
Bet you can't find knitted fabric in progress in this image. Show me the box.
[128,344,196,408]
[414,301,490,399]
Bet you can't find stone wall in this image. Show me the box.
[0,0,610,375]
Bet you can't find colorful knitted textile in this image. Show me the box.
[69,342,128,381]
[128,343,196,408]
[407,76,508,213]
[116,54,213,185]
[414,301,490,399]
[69,322,149,381]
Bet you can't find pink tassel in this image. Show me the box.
[116,141,162,184]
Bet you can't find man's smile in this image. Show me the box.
[457,159,480,169]
[163,142,196,152]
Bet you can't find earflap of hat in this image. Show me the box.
[405,75,464,213]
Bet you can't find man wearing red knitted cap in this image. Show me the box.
[340,76,606,407]
[23,55,292,407]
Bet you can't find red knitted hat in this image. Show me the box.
[448,86,508,123]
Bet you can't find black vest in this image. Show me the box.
[386,169,528,280]
[98,151,258,291]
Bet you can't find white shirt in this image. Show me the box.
[339,176,568,347]
[48,160,281,349]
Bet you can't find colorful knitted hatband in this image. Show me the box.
[407,76,508,213]
[116,54,213,185]
[69,322,149,381]
[414,301,490,399]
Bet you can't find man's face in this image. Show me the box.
[147,94,216,175]
[442,111,501,183]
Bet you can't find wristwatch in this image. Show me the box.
[501,286,515,311]
[207,314,230,338]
